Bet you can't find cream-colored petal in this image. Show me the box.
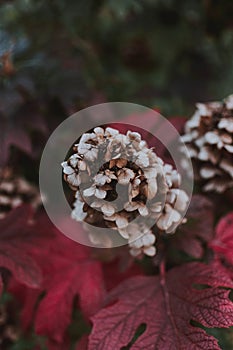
[198,147,209,161]
[62,163,74,175]
[200,166,216,179]
[117,168,135,185]
[205,132,220,144]
[67,173,80,187]
[138,205,149,216]
[83,186,95,197]
[174,189,189,212]
[136,151,150,168]
[143,246,156,256]
[142,233,156,246]
[102,203,115,217]
[224,145,233,153]
[71,199,86,221]
[116,216,128,229]
[118,228,130,239]
[94,174,108,186]
[105,127,119,137]
[95,188,107,199]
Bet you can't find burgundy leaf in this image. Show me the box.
[174,195,214,258]
[89,261,233,350]
[9,215,106,344]
[210,212,233,265]
[0,205,42,287]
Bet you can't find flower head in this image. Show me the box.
[62,127,188,257]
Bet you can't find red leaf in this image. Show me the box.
[174,195,214,258]
[0,205,42,287]
[8,280,41,329]
[89,261,233,350]
[12,215,106,343]
[210,212,233,265]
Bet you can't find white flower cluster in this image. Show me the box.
[0,167,41,219]
[62,127,188,257]
[181,95,233,192]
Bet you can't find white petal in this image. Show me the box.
[196,103,212,116]
[116,216,128,229]
[143,246,156,256]
[186,145,198,158]
[117,168,135,185]
[118,228,130,239]
[144,168,157,179]
[195,137,205,148]
[198,148,209,161]
[95,188,107,199]
[205,132,220,144]
[142,233,156,246]
[94,127,104,136]
[186,112,200,129]
[130,238,143,249]
[105,127,119,137]
[224,144,233,153]
[124,202,138,211]
[71,200,86,221]
[85,148,98,161]
[180,134,194,143]
[157,205,181,231]
[138,206,149,216]
[174,189,189,212]
[79,161,87,171]
[94,174,108,186]
[200,166,216,179]
[150,202,163,213]
[67,173,80,187]
[62,164,74,175]
[69,155,80,168]
[136,151,150,168]
[102,204,115,216]
[83,187,95,197]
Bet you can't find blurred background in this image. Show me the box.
[1,0,233,120]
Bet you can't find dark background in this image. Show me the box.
[1,0,233,119]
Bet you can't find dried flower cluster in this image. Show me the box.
[181,95,233,192]
[62,127,188,257]
[0,167,41,219]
